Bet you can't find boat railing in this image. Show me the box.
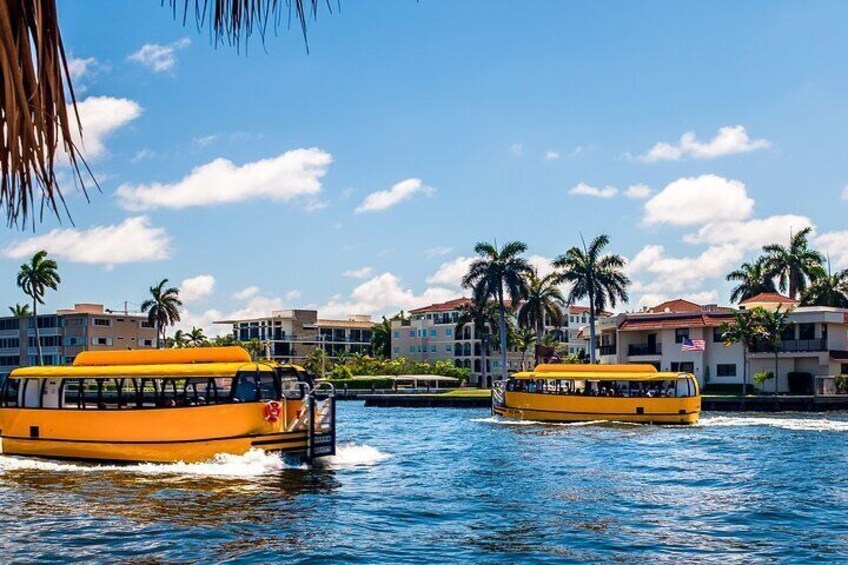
[306,382,336,460]
[491,381,505,413]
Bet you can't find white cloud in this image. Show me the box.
[69,96,142,160]
[544,150,560,161]
[179,275,216,304]
[131,148,155,163]
[569,182,617,199]
[285,290,302,301]
[193,134,219,147]
[640,125,770,162]
[628,244,743,293]
[320,272,456,319]
[354,178,435,213]
[67,56,100,81]
[424,246,452,258]
[2,216,169,267]
[128,38,191,72]
[527,255,556,279]
[510,144,524,157]
[426,257,473,288]
[232,286,260,300]
[116,147,332,211]
[684,215,815,250]
[815,231,848,269]
[633,290,720,310]
[343,267,374,279]
[643,174,754,226]
[624,183,653,200]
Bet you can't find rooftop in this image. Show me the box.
[409,297,473,314]
[738,292,799,306]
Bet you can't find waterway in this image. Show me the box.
[1,404,847,563]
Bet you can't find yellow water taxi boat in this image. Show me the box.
[0,347,336,463]
[493,364,700,425]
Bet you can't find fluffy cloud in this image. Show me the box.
[426,257,473,288]
[354,178,435,213]
[69,96,142,160]
[643,174,754,226]
[640,125,770,162]
[343,267,374,279]
[569,182,618,199]
[179,275,216,304]
[285,290,302,301]
[128,38,191,72]
[624,184,653,200]
[815,231,848,269]
[684,215,814,250]
[424,246,452,258]
[633,290,720,310]
[67,56,100,81]
[3,216,169,267]
[527,254,557,278]
[116,147,332,210]
[320,272,456,319]
[544,150,560,161]
[232,286,260,300]
[628,244,743,293]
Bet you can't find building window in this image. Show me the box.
[675,328,689,343]
[781,325,795,341]
[430,345,437,352]
[842,363,848,375]
[429,329,437,337]
[670,361,695,373]
[446,344,452,352]
[445,328,453,337]
[409,330,416,338]
[93,318,111,327]
[393,346,399,354]
[393,331,400,338]
[798,323,815,340]
[713,327,725,343]
[142,339,154,347]
[91,337,112,346]
[716,363,737,377]
[409,346,415,353]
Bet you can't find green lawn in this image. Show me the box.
[439,389,492,398]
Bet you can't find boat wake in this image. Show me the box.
[700,415,848,432]
[319,443,390,468]
[471,416,621,427]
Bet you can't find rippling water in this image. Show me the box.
[1,404,847,563]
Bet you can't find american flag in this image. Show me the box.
[681,338,706,352]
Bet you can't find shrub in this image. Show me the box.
[836,375,848,395]
[753,371,774,386]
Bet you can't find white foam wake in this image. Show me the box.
[700,415,848,432]
[471,416,619,427]
[0,448,288,478]
[320,443,390,468]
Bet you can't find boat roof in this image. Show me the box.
[512,364,689,381]
[10,361,277,379]
[72,346,251,366]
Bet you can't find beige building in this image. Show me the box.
[216,309,373,365]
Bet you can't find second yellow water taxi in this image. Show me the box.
[492,364,700,425]
[0,347,336,463]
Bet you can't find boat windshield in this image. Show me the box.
[505,376,696,398]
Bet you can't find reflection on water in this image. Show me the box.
[1,406,848,562]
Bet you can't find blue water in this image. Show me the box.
[1,404,847,563]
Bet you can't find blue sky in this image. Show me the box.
[3,1,848,333]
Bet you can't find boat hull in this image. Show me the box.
[0,401,316,463]
[497,391,700,425]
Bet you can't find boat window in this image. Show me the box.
[19,378,42,408]
[257,373,280,400]
[1,378,20,407]
[233,373,259,402]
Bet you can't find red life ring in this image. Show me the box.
[263,400,282,423]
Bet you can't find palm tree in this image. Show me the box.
[512,327,536,371]
[462,241,532,382]
[2,1,331,227]
[9,304,31,318]
[800,267,848,308]
[141,279,183,348]
[720,311,764,398]
[16,250,61,365]
[371,316,393,358]
[727,257,777,304]
[172,330,189,349]
[456,300,501,388]
[243,338,266,361]
[763,227,824,299]
[755,306,794,395]
[517,270,565,366]
[553,235,630,363]
[188,327,207,347]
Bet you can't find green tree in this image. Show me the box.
[763,227,824,299]
[304,347,332,378]
[512,326,536,371]
[243,338,266,361]
[456,300,501,388]
[212,334,239,347]
[141,279,183,349]
[188,326,207,347]
[371,316,393,358]
[799,268,848,308]
[726,257,777,304]
[172,329,189,348]
[8,303,31,318]
[517,270,565,366]
[16,250,61,365]
[554,235,630,363]
[462,241,532,382]
[720,310,764,397]
[755,306,794,395]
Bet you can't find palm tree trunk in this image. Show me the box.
[535,319,543,366]
[774,350,779,396]
[33,299,43,366]
[588,294,597,364]
[480,339,488,389]
[497,287,508,382]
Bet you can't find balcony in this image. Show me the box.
[627,343,662,356]
[598,344,617,356]
[750,338,827,354]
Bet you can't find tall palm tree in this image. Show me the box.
[2,0,331,227]
[720,311,764,398]
[755,306,794,395]
[456,300,501,388]
[141,279,183,349]
[9,304,31,318]
[512,327,536,371]
[763,227,824,299]
[371,316,393,358]
[16,250,61,366]
[172,329,189,349]
[462,241,532,382]
[727,257,777,304]
[188,327,207,347]
[517,270,565,366]
[799,268,848,308]
[553,235,629,364]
